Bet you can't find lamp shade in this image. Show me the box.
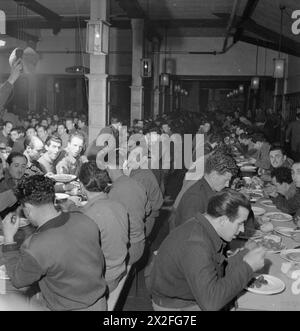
[160,73,170,86]
[273,58,285,78]
[251,77,260,90]
[86,20,110,55]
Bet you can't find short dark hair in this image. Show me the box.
[79,161,110,192]
[269,145,286,155]
[205,151,238,176]
[6,152,27,166]
[15,175,55,206]
[271,167,293,184]
[45,134,62,147]
[206,189,251,222]
[251,133,266,143]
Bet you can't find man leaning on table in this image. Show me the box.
[148,190,266,311]
[1,175,107,311]
[267,164,300,215]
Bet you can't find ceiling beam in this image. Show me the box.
[233,0,260,42]
[6,17,88,30]
[240,35,300,57]
[242,19,300,54]
[13,0,62,34]
[115,0,161,41]
[151,19,228,29]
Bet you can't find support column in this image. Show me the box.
[152,38,160,118]
[76,78,83,113]
[46,76,54,113]
[27,75,37,113]
[130,19,144,124]
[86,0,108,144]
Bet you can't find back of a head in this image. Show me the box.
[251,132,266,144]
[205,151,238,176]
[79,161,110,192]
[14,175,55,206]
[207,189,250,221]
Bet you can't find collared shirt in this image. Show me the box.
[38,153,56,174]
[3,211,107,311]
[174,177,215,228]
[80,193,128,282]
[149,213,253,310]
[56,154,83,176]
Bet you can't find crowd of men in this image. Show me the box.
[1,60,300,311]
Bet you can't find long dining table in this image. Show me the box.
[233,197,300,311]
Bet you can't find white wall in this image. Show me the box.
[0,27,132,76]
[160,37,286,76]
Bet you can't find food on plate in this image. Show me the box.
[286,252,300,262]
[267,213,292,221]
[260,222,274,233]
[255,235,283,251]
[248,275,268,288]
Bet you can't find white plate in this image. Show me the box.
[264,212,293,222]
[19,218,30,228]
[246,274,285,295]
[55,193,69,200]
[241,166,257,172]
[280,249,300,263]
[47,174,76,183]
[252,206,266,216]
[260,199,276,208]
[274,226,300,238]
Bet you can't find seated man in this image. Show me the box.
[0,152,27,218]
[78,162,129,293]
[2,175,107,311]
[148,189,266,311]
[268,163,300,215]
[23,135,45,176]
[251,133,271,173]
[38,135,62,174]
[173,151,238,229]
[56,132,86,176]
[104,151,149,265]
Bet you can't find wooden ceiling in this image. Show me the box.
[1,0,300,56]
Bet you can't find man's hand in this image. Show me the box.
[7,59,23,85]
[2,212,19,244]
[243,246,266,272]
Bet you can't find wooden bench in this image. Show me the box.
[107,265,132,311]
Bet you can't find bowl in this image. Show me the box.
[252,206,266,216]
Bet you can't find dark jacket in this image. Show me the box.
[149,213,253,310]
[174,177,215,228]
[3,212,107,311]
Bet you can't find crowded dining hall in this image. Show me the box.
[0,0,300,311]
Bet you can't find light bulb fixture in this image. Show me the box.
[86,20,110,55]
[273,6,285,79]
[251,77,260,90]
[160,72,170,86]
[141,58,152,77]
[174,84,180,93]
[239,84,244,93]
[273,58,285,78]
